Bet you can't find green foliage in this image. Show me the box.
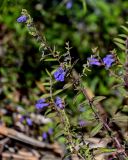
[90,122,103,137]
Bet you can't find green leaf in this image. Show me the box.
[114,42,126,50]
[90,122,103,137]
[41,93,51,98]
[44,58,57,61]
[96,148,116,154]
[82,109,96,121]
[44,108,53,116]
[121,25,128,33]
[81,0,87,15]
[118,34,127,38]
[79,100,90,107]
[45,69,52,77]
[112,115,128,122]
[42,82,50,86]
[47,112,56,118]
[114,38,125,44]
[63,83,72,90]
[122,105,128,112]
[53,89,63,96]
[92,96,106,104]
[54,131,64,140]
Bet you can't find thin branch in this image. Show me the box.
[0,126,62,156]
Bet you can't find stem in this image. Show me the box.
[81,87,127,159]
[81,88,100,121]
[61,110,75,152]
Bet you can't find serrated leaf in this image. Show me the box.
[92,96,106,104]
[114,38,125,44]
[90,122,103,137]
[121,25,128,33]
[114,42,125,50]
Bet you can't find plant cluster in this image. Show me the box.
[14,9,128,160]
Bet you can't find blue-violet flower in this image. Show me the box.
[66,1,73,9]
[48,128,53,135]
[87,57,101,66]
[20,116,25,123]
[55,97,64,109]
[17,15,27,23]
[42,132,47,140]
[79,120,86,127]
[26,118,32,126]
[54,67,66,82]
[35,98,49,110]
[103,54,115,69]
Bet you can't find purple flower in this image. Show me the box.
[66,1,72,9]
[26,118,32,126]
[55,97,64,109]
[87,57,101,66]
[42,132,47,140]
[35,98,49,110]
[103,54,115,69]
[48,128,53,135]
[54,67,66,82]
[17,15,27,23]
[19,116,25,123]
[79,120,86,127]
